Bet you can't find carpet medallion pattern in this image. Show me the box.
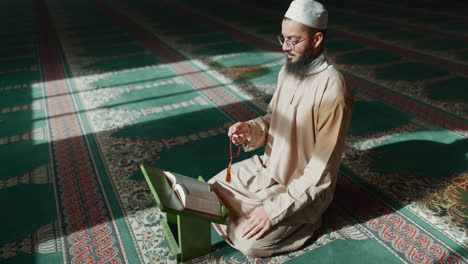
[0,0,466,263]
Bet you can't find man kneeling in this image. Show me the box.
[209,0,353,257]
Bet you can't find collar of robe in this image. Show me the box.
[301,52,331,75]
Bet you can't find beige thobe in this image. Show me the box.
[209,64,353,257]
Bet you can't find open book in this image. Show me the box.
[163,170,223,217]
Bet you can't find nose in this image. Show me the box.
[282,41,292,52]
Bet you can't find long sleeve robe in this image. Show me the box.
[209,64,353,257]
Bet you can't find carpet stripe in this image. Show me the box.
[329,8,468,42]
[342,0,468,24]
[336,171,466,263]
[211,0,468,73]
[148,0,468,135]
[36,0,128,262]
[90,0,260,122]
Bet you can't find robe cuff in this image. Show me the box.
[263,198,285,226]
[243,119,267,151]
[242,121,258,152]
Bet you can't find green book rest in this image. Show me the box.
[140,164,228,262]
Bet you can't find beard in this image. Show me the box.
[284,49,315,78]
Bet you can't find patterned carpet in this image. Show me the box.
[0,0,466,263]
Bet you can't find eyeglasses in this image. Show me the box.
[277,34,311,51]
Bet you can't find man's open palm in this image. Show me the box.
[241,206,272,240]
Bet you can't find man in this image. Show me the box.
[208,0,353,257]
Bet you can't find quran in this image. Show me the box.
[160,170,223,217]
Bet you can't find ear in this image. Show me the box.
[313,31,324,48]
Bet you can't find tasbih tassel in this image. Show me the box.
[226,164,232,183]
[226,134,241,183]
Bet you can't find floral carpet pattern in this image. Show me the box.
[0,0,466,263]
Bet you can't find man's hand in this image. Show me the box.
[228,122,250,145]
[241,206,272,240]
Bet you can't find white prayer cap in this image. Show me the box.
[284,0,328,30]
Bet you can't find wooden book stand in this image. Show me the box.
[141,164,228,262]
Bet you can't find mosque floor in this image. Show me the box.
[0,0,466,263]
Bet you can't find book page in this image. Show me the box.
[163,170,221,215]
[163,171,177,189]
[173,184,187,207]
[165,171,211,194]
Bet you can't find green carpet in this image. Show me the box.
[0,0,466,263]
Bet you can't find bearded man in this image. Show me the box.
[208,0,353,257]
